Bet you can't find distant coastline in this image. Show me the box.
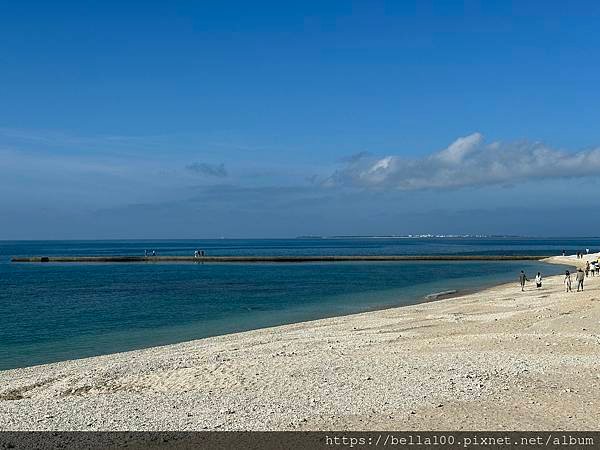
[295,234,525,239]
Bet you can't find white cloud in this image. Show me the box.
[435,132,482,164]
[328,133,600,190]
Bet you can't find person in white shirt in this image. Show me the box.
[535,272,542,288]
[564,270,572,292]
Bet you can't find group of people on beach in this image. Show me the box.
[563,269,586,292]
[519,271,543,292]
[561,249,591,258]
[520,250,599,293]
[564,252,599,292]
[144,249,157,257]
[584,260,599,277]
[575,249,591,259]
[520,269,587,293]
[194,250,205,258]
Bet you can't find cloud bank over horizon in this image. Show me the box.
[328,133,600,190]
[3,127,600,239]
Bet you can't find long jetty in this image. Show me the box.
[11,255,550,263]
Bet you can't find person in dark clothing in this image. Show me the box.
[585,261,590,277]
[519,271,529,292]
[576,268,585,292]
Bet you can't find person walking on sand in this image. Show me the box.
[519,270,529,292]
[576,268,585,292]
[535,272,542,288]
[585,261,590,277]
[565,270,572,292]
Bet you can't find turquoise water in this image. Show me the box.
[0,238,585,370]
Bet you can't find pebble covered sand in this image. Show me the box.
[1,254,599,430]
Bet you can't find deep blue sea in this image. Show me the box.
[0,238,590,371]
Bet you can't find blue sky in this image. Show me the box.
[2,1,600,238]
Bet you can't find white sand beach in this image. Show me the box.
[1,254,599,430]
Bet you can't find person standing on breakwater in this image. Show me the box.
[576,268,585,292]
[564,270,572,292]
[535,272,542,288]
[519,271,529,292]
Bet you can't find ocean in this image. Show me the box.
[0,237,589,370]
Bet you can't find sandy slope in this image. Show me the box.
[1,254,599,430]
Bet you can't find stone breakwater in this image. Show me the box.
[12,255,551,263]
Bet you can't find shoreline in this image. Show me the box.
[1,254,598,430]
[0,282,514,373]
[0,259,566,372]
